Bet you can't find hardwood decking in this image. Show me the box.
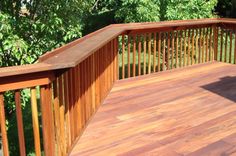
[70,62,236,156]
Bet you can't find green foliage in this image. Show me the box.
[0,0,85,66]
[115,0,160,23]
[165,0,218,20]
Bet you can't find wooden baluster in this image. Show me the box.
[188,29,191,65]
[199,28,202,63]
[205,28,209,62]
[184,30,187,66]
[64,72,71,150]
[122,34,125,79]
[171,31,175,69]
[128,35,131,78]
[114,38,119,81]
[58,75,66,155]
[158,32,161,72]
[68,69,75,141]
[209,28,213,61]
[148,33,152,74]
[133,34,136,77]
[179,30,183,68]
[53,79,62,155]
[213,26,219,61]
[138,35,141,75]
[0,93,9,156]
[167,32,170,70]
[192,29,195,64]
[229,31,233,63]
[202,28,205,63]
[153,33,157,72]
[234,31,236,64]
[15,90,26,156]
[225,30,228,62]
[220,28,224,61]
[176,31,179,68]
[162,33,166,71]
[30,88,41,156]
[40,84,55,156]
[143,34,147,74]
[195,29,199,64]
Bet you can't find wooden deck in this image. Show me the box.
[70,62,236,156]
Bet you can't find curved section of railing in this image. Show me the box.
[0,18,236,156]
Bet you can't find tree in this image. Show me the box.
[0,0,91,66]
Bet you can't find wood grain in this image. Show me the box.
[70,62,236,156]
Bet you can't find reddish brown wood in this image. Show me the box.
[153,33,157,72]
[224,30,228,62]
[167,32,171,70]
[179,31,183,67]
[158,32,161,72]
[229,31,233,63]
[138,35,141,75]
[148,33,152,74]
[0,93,9,156]
[191,29,195,64]
[133,34,136,77]
[128,35,131,78]
[220,28,224,61]
[15,90,26,156]
[162,33,166,71]
[184,30,187,66]
[213,26,219,61]
[234,31,236,64]
[143,34,147,74]
[122,35,125,79]
[171,31,175,69]
[30,88,41,156]
[176,31,179,67]
[40,84,55,156]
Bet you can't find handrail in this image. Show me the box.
[0,18,236,79]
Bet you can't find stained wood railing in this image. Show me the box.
[0,18,235,156]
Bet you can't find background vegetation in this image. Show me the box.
[0,0,234,155]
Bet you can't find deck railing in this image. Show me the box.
[0,18,236,156]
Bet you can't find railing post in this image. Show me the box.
[0,93,9,156]
[15,90,26,156]
[213,25,219,61]
[40,84,55,156]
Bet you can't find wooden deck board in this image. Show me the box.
[70,62,236,156]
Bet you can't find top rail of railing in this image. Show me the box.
[0,18,236,78]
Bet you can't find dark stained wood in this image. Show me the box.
[70,62,236,156]
[15,90,26,156]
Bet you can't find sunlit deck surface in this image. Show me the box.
[70,62,236,156]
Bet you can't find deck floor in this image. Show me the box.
[70,62,236,156]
